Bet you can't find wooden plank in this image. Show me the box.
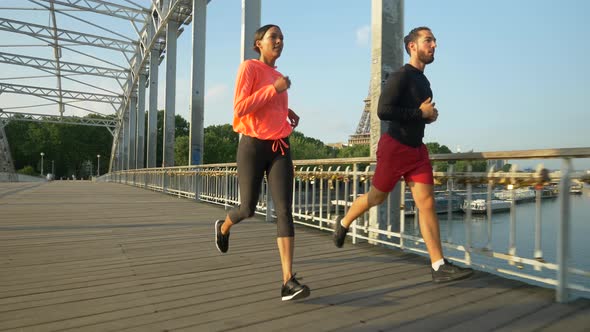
[436,288,555,332]
[321,280,531,332]
[95,259,428,331]
[539,304,590,332]
[493,299,590,332]
[9,253,414,331]
[274,274,512,332]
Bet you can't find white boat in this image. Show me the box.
[403,192,464,216]
[461,199,511,214]
[570,184,583,195]
[494,188,536,202]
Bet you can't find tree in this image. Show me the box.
[289,131,333,160]
[425,142,452,154]
[453,160,487,172]
[7,109,482,177]
[337,144,369,158]
[426,142,452,172]
[16,165,36,176]
[5,115,112,179]
[174,114,189,137]
[175,136,190,166]
[203,124,238,164]
[144,110,191,166]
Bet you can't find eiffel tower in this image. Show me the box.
[348,94,371,146]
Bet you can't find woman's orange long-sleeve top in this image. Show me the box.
[232,59,293,140]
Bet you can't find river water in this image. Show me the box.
[403,191,590,298]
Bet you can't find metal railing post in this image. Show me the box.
[508,165,518,262]
[225,167,230,208]
[295,173,300,216]
[304,167,310,217]
[319,167,324,231]
[534,184,543,260]
[326,166,333,221]
[446,164,454,243]
[266,179,273,222]
[486,166,494,251]
[334,166,341,217]
[311,167,317,224]
[195,167,201,202]
[400,180,405,249]
[465,163,473,264]
[557,158,572,303]
[162,169,168,194]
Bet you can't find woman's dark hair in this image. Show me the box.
[403,26,431,55]
[253,24,280,54]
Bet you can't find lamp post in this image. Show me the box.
[40,152,45,176]
[51,160,54,176]
[97,154,101,176]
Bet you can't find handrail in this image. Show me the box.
[99,147,590,302]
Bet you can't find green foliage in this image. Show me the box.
[203,124,238,164]
[289,131,335,160]
[174,114,190,137]
[5,115,112,179]
[148,110,190,166]
[425,144,488,172]
[472,160,488,172]
[453,160,488,172]
[426,142,453,172]
[16,165,36,176]
[337,144,369,158]
[175,136,190,166]
[502,163,513,172]
[6,110,475,175]
[425,142,452,154]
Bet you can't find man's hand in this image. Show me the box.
[420,97,438,123]
[287,108,299,128]
[274,76,291,93]
[428,106,439,123]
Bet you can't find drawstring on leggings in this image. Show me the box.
[272,138,289,156]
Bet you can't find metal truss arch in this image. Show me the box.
[0,0,207,174]
[0,110,117,130]
[0,82,122,104]
[0,51,128,80]
[33,0,149,22]
[0,17,137,53]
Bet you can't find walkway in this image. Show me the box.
[1,182,589,331]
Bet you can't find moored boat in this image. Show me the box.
[461,199,511,214]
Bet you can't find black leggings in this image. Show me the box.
[228,135,295,237]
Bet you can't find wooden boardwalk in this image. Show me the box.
[1,181,589,332]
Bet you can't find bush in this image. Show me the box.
[17,165,36,176]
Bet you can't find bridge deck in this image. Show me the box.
[1,181,589,331]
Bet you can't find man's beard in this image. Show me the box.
[418,50,434,64]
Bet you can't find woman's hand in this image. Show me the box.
[274,75,291,93]
[287,108,299,128]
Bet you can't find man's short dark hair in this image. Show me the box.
[404,26,431,55]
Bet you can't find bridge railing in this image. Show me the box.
[100,147,590,302]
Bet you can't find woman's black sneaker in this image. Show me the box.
[333,216,348,248]
[432,259,474,283]
[281,274,310,301]
[215,219,229,253]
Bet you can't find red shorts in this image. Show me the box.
[372,134,434,192]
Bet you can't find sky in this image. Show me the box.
[1,0,589,169]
